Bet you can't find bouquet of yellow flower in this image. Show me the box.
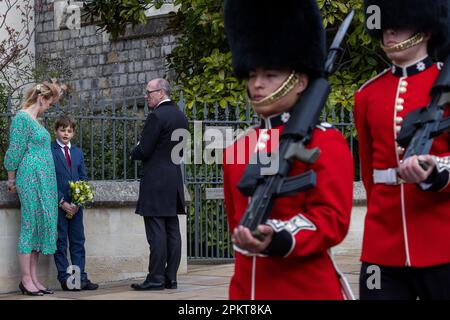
[67,180,94,219]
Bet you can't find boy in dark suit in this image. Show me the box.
[52,114,98,291]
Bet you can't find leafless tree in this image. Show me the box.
[0,0,39,94]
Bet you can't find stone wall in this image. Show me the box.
[35,1,178,99]
[0,181,188,294]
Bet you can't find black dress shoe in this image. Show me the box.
[19,282,44,296]
[131,281,164,291]
[165,280,177,289]
[60,281,81,291]
[81,280,99,291]
[39,288,54,294]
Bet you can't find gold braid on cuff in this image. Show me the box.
[250,72,300,107]
[381,33,425,54]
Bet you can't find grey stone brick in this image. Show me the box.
[147,70,161,81]
[36,44,44,54]
[91,56,99,66]
[120,74,128,86]
[47,32,55,42]
[124,41,132,50]
[83,79,92,90]
[48,42,56,52]
[43,21,53,32]
[36,22,43,33]
[145,49,152,60]
[61,30,72,41]
[91,78,99,89]
[134,62,142,72]
[142,60,153,71]
[75,38,83,47]
[70,29,81,39]
[99,54,106,65]
[102,65,114,76]
[83,37,90,47]
[99,78,109,89]
[87,67,98,78]
[82,56,89,66]
[79,28,86,37]
[129,49,142,61]
[107,52,119,64]
[90,35,99,46]
[45,11,53,22]
[86,47,95,55]
[112,41,124,51]
[127,62,135,73]
[56,41,64,51]
[112,87,124,98]
[114,63,126,74]
[77,68,86,78]
[108,76,116,87]
[118,51,129,62]
[64,40,73,50]
[132,40,141,49]
[124,87,135,97]
[101,88,112,98]
[128,73,138,85]
[134,86,145,96]
[87,26,98,36]
[138,73,147,84]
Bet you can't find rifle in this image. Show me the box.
[396,55,450,169]
[237,10,355,238]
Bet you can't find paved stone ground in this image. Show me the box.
[0,249,361,300]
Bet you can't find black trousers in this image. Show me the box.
[359,262,450,300]
[143,216,181,284]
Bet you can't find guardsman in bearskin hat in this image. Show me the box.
[355,0,450,299]
[222,0,354,299]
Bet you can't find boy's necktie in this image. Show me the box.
[64,146,72,172]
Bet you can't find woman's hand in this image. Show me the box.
[232,225,274,254]
[6,180,17,193]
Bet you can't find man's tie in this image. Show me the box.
[64,145,72,172]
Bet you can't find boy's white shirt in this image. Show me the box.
[56,139,72,157]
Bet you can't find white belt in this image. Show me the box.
[373,168,404,185]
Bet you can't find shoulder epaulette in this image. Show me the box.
[316,122,334,131]
[358,68,390,92]
[233,124,259,143]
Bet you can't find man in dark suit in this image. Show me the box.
[52,115,98,291]
[131,78,189,290]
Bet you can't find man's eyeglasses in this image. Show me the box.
[145,88,162,96]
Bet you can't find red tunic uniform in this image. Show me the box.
[222,115,354,300]
[354,56,450,268]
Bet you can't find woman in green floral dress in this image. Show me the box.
[4,82,64,296]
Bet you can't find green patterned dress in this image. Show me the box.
[4,110,58,255]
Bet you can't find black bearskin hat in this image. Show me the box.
[224,0,326,79]
[363,0,449,52]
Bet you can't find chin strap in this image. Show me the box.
[250,71,300,107]
[381,33,425,54]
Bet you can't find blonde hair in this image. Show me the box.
[23,81,65,109]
